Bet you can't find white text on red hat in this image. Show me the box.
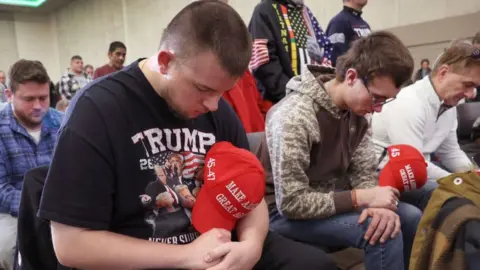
[391,147,400,158]
[206,158,216,181]
[399,164,417,191]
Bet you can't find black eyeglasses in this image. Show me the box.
[361,77,396,107]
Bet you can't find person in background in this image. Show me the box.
[48,81,61,109]
[0,70,5,85]
[249,0,333,105]
[59,55,91,101]
[326,0,371,66]
[414,59,432,82]
[0,70,7,103]
[84,64,94,80]
[93,41,127,79]
[0,59,63,270]
[36,2,336,270]
[259,31,420,270]
[372,40,480,184]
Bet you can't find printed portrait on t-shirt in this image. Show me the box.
[180,151,205,198]
[131,126,216,244]
[139,150,205,240]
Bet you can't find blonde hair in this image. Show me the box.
[432,39,480,76]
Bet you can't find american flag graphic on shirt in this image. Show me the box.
[150,151,171,167]
[181,152,205,179]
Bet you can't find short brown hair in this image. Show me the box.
[431,40,480,77]
[9,59,50,93]
[335,31,414,88]
[159,0,251,77]
[472,32,480,45]
[71,55,82,61]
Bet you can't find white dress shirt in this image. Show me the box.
[372,76,472,181]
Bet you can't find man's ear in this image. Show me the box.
[437,65,450,82]
[157,50,175,75]
[345,68,359,87]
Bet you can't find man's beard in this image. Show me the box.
[15,111,44,130]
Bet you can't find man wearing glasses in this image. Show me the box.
[257,31,423,270]
[372,41,480,187]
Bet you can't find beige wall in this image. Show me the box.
[14,12,60,78]
[0,12,18,75]
[388,11,480,73]
[0,0,479,81]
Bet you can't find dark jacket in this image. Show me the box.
[413,68,431,82]
[410,171,480,270]
[326,6,371,66]
[16,165,70,270]
[248,0,332,103]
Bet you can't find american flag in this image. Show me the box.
[181,152,205,179]
[306,7,333,65]
[151,152,171,167]
[249,39,269,70]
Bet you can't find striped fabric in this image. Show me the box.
[250,39,269,70]
[279,5,299,75]
[273,3,317,76]
[305,7,333,65]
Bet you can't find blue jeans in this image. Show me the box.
[400,180,438,211]
[269,182,437,270]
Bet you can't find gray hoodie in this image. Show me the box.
[259,65,378,219]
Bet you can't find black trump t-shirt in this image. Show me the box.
[38,59,249,245]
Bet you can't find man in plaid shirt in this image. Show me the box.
[59,55,91,101]
[0,60,63,270]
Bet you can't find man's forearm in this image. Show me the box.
[52,222,190,269]
[236,199,269,249]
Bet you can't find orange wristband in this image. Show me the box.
[351,189,358,209]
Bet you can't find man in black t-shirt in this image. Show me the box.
[38,1,336,270]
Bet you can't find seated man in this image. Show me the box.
[372,40,480,187]
[260,31,427,270]
[0,60,62,270]
[37,2,336,270]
